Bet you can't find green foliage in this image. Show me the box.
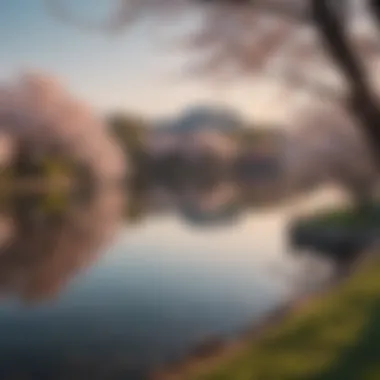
[189,257,380,380]
[0,165,14,190]
[10,143,76,181]
[107,112,149,180]
[125,193,146,223]
[233,127,282,150]
[1,150,84,196]
[41,157,74,180]
[108,112,148,154]
[233,128,257,145]
[300,205,380,229]
[39,190,70,216]
[108,112,151,181]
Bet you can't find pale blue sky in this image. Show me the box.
[0,0,293,121]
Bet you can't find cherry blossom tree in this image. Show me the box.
[46,0,380,159]
[0,73,127,183]
[46,0,380,202]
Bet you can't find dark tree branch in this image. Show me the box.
[46,0,380,167]
[310,0,367,93]
[199,0,310,22]
[311,0,380,166]
[370,0,380,29]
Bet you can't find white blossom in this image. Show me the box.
[0,73,127,182]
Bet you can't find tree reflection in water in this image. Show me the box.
[127,178,365,290]
[0,176,365,306]
[0,179,371,379]
[0,188,125,303]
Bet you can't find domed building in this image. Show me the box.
[148,104,243,164]
[176,105,242,133]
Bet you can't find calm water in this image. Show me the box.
[0,185,344,379]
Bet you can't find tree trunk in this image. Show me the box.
[370,0,380,28]
[311,0,380,166]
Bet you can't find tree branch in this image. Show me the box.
[370,0,380,29]
[310,0,368,93]
[311,0,380,165]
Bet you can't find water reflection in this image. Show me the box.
[0,189,125,303]
[129,176,294,228]
[0,180,367,379]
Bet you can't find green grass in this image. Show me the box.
[299,204,380,230]
[187,257,380,380]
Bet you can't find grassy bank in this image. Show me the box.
[298,204,380,229]
[165,255,380,380]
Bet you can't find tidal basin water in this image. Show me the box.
[0,187,343,379]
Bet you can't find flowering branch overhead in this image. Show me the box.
[45,0,380,164]
[46,1,378,98]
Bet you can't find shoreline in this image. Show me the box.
[150,246,379,380]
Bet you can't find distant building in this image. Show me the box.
[182,130,239,162]
[147,104,243,162]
